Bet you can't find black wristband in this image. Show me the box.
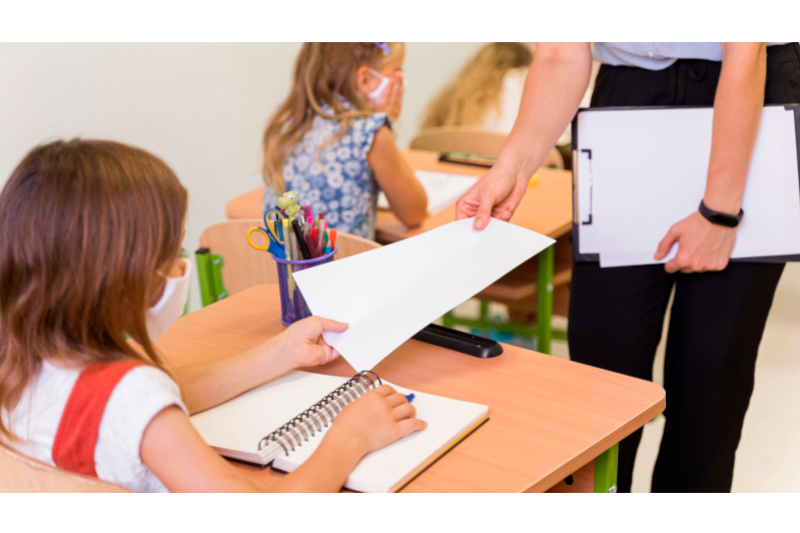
[698,200,744,228]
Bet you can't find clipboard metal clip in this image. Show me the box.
[578,149,593,225]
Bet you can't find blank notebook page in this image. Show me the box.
[190,371,488,493]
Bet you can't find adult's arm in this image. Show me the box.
[456,42,593,229]
[655,42,766,272]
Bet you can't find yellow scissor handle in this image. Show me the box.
[247,226,272,251]
[264,210,285,244]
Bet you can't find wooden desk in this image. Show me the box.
[158,284,665,493]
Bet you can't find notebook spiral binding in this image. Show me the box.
[258,371,382,458]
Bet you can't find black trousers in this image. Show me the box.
[569,43,800,493]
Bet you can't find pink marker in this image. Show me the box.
[317,220,327,255]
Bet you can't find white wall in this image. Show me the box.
[0,42,484,311]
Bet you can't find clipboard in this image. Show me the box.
[571,104,800,264]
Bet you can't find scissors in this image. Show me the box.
[247,209,286,259]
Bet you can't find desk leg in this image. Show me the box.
[537,244,555,355]
[593,444,619,493]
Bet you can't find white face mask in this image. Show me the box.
[367,68,391,105]
[146,258,191,341]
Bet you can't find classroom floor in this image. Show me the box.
[453,262,800,492]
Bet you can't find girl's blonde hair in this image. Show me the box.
[422,43,533,129]
[0,139,188,443]
[262,42,399,194]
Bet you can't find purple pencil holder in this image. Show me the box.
[273,246,337,326]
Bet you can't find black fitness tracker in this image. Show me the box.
[698,200,744,228]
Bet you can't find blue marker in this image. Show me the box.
[405,393,415,403]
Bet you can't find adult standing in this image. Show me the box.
[456,42,800,492]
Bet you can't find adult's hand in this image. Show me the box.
[654,212,737,273]
[455,166,528,230]
[455,42,592,231]
[654,43,764,274]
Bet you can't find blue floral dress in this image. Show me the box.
[262,100,389,239]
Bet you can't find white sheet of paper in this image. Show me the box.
[377,170,479,216]
[578,107,800,262]
[292,218,554,371]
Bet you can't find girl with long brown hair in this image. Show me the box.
[0,139,425,492]
[261,42,427,238]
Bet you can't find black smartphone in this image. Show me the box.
[438,151,496,169]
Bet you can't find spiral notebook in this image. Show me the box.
[189,371,489,493]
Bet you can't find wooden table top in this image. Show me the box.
[225,150,574,241]
[157,284,665,493]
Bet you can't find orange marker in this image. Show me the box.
[330,229,337,248]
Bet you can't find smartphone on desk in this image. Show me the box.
[438,151,496,169]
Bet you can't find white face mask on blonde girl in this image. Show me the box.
[355,43,406,123]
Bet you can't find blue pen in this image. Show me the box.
[405,393,415,403]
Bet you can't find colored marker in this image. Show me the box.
[282,218,295,321]
[292,220,310,259]
[317,220,327,256]
[281,219,291,258]
[304,232,318,258]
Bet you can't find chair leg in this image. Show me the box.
[195,248,229,308]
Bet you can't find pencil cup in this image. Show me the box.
[273,246,337,326]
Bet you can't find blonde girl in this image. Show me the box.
[262,42,427,238]
[0,139,425,492]
[422,42,534,132]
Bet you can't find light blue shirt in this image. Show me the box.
[593,42,791,70]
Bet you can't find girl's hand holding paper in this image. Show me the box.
[276,316,349,369]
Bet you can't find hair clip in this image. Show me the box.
[373,42,391,56]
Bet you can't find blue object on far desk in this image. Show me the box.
[405,393,415,403]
